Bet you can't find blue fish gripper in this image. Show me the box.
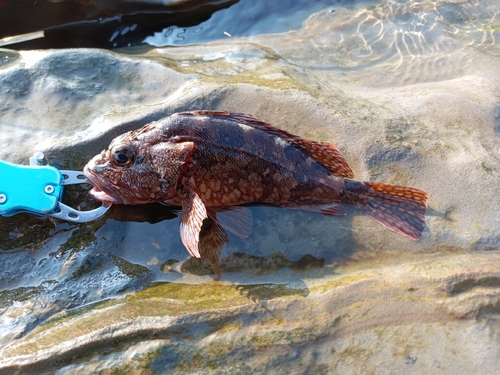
[0,159,62,217]
[0,153,110,222]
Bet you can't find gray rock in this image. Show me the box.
[0,48,188,163]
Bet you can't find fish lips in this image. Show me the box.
[83,164,126,205]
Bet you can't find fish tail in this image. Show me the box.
[347,180,428,241]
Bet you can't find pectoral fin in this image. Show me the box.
[180,188,207,258]
[179,186,229,280]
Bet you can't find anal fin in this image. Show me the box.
[285,202,346,216]
[319,203,346,216]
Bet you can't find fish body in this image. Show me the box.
[84,110,428,279]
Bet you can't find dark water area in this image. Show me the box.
[0,0,238,49]
[1,0,335,49]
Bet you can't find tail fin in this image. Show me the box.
[356,181,428,241]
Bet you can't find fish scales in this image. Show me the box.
[159,113,346,207]
[84,110,429,280]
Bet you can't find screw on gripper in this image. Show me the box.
[30,152,47,166]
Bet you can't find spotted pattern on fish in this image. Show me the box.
[84,110,429,280]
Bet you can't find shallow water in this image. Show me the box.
[1,0,500,372]
[1,0,330,49]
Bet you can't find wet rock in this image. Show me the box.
[0,214,56,251]
[0,47,188,163]
[0,254,499,373]
[1,0,500,372]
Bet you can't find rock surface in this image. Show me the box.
[1,0,500,373]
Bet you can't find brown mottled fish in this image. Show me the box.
[84,110,428,279]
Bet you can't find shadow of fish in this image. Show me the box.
[84,111,428,280]
[161,252,325,277]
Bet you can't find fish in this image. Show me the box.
[84,110,428,279]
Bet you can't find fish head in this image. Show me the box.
[84,130,194,205]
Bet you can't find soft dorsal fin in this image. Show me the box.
[177,111,354,179]
[290,139,354,179]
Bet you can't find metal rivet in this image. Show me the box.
[34,151,46,165]
[44,185,55,194]
[0,193,6,204]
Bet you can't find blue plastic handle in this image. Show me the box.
[0,159,63,217]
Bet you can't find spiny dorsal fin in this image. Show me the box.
[177,111,354,179]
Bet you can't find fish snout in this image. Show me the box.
[85,150,110,170]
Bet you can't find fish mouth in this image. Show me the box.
[84,166,123,205]
[89,186,122,204]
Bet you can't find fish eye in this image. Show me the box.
[111,145,135,167]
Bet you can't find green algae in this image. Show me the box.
[173,327,328,373]
[481,161,495,174]
[55,223,98,258]
[125,282,252,313]
[213,321,242,334]
[174,352,205,372]
[106,346,165,375]
[172,315,344,373]
[5,255,500,370]
[0,214,55,252]
[367,161,415,186]
[384,118,455,159]
[479,22,500,32]
[0,285,45,309]
[474,223,489,232]
[3,282,312,358]
[409,260,466,274]
[128,282,309,308]
[235,283,309,301]
[310,273,374,294]
[142,44,315,95]
[71,254,105,279]
[202,68,302,92]
[112,255,150,278]
[92,358,159,375]
[207,342,235,357]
